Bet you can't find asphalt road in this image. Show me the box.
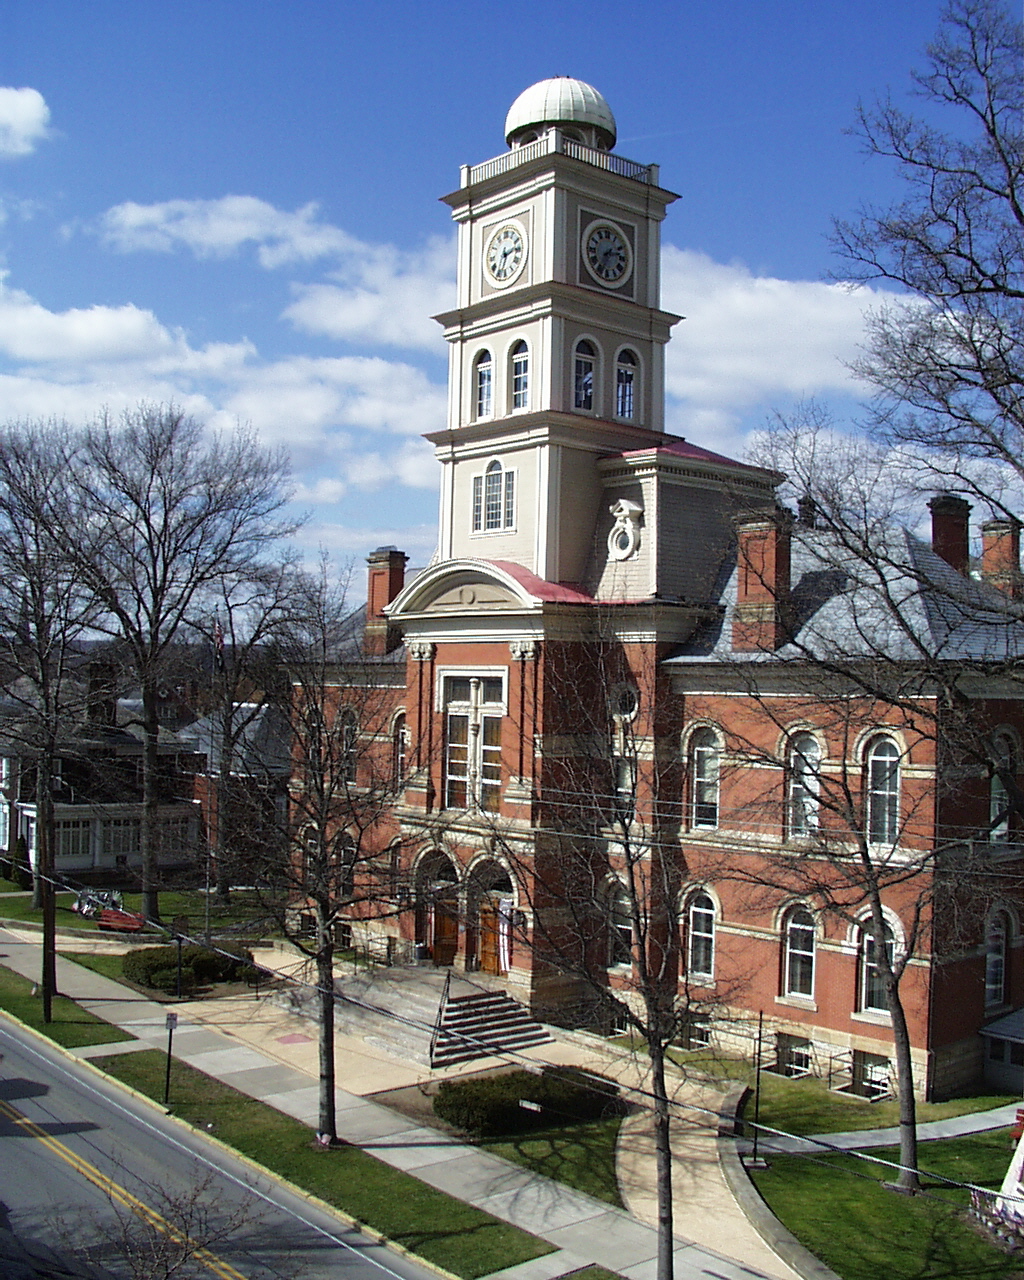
[0,1018,447,1280]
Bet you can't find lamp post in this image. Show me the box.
[163,1010,177,1106]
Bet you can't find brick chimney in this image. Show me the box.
[981,517,1022,598]
[928,493,971,575]
[364,547,408,656]
[732,509,791,652]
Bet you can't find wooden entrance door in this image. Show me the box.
[479,901,500,975]
[432,903,458,966]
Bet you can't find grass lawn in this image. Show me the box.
[0,887,278,938]
[649,1043,1014,1136]
[0,891,79,924]
[556,1269,627,1280]
[0,876,29,894]
[0,963,134,1047]
[93,1049,554,1280]
[750,1130,1022,1280]
[58,951,128,983]
[483,1116,624,1206]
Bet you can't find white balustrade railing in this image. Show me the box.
[466,134,655,186]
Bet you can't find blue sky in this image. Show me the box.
[0,0,952,565]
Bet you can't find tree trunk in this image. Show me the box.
[215,706,232,904]
[649,1037,674,1280]
[141,677,161,922]
[316,920,337,1143]
[887,987,920,1193]
[36,762,55,1023]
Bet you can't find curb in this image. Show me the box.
[0,1006,466,1280]
[716,1085,843,1280]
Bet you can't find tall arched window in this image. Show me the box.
[608,884,632,968]
[986,911,1010,1007]
[472,459,516,532]
[615,349,637,419]
[690,728,721,829]
[788,733,821,837]
[783,906,816,997]
[574,340,595,411]
[511,340,529,411]
[340,710,358,784]
[866,737,900,844]
[688,892,716,979]
[475,350,493,419]
[859,920,894,1012]
[392,714,407,788]
[990,734,1015,842]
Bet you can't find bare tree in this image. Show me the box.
[835,0,1023,503]
[58,1163,272,1280]
[475,627,733,1280]
[0,421,98,1021]
[739,410,1024,1189]
[251,558,415,1143]
[188,559,304,906]
[46,405,298,921]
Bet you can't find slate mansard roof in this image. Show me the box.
[665,524,1024,669]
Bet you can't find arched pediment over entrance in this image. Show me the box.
[386,559,595,619]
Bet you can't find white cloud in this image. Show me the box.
[100,196,357,266]
[301,519,438,563]
[0,88,50,158]
[97,194,456,352]
[660,247,888,417]
[283,236,454,352]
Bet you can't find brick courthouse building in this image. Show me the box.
[323,78,1024,1101]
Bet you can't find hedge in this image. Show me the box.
[122,944,253,989]
[433,1067,626,1138]
[149,965,196,993]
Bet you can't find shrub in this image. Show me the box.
[149,965,195,993]
[433,1067,625,1137]
[122,944,252,988]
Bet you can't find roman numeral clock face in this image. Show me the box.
[485,223,527,286]
[584,220,632,287]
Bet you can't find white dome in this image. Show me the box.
[504,78,616,148]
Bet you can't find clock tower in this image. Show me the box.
[428,78,685,589]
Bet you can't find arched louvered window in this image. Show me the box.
[511,340,529,411]
[574,340,595,411]
[616,349,637,419]
[475,350,493,419]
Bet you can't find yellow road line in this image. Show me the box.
[0,1097,248,1280]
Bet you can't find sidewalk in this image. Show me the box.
[749,1102,1024,1156]
[0,926,800,1280]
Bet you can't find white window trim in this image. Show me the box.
[438,670,508,813]
[686,890,716,980]
[471,460,517,534]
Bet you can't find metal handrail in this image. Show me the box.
[428,968,453,1065]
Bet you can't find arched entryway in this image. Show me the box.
[467,860,514,975]
[415,851,460,966]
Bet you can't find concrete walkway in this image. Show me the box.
[0,926,797,1280]
[749,1102,1023,1156]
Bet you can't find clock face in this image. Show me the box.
[485,224,527,285]
[584,221,632,286]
